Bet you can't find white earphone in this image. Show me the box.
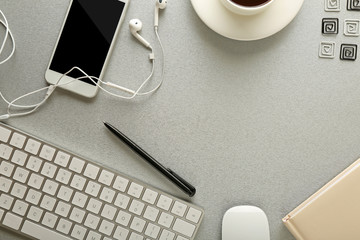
[0,0,167,120]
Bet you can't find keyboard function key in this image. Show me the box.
[157,195,173,211]
[171,201,187,217]
[54,151,70,167]
[24,138,41,155]
[39,145,56,161]
[10,132,26,149]
[0,144,13,160]
[84,163,100,180]
[142,188,158,204]
[186,207,202,223]
[113,175,129,192]
[69,157,85,173]
[128,182,144,198]
[0,126,11,143]
[98,169,114,186]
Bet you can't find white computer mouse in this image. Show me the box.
[222,205,270,240]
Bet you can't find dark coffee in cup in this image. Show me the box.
[230,0,271,7]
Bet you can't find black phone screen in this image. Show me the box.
[49,0,125,85]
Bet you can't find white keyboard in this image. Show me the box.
[0,123,204,240]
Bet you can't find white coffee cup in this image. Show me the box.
[220,0,274,16]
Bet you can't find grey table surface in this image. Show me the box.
[1,0,360,239]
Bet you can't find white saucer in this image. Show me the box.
[190,0,304,41]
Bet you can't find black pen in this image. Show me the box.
[103,122,196,197]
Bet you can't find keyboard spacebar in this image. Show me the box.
[21,220,72,240]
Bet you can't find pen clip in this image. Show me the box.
[167,168,196,197]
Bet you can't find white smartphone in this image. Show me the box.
[45,0,129,98]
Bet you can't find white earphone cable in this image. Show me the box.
[0,9,15,65]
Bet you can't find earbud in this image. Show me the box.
[129,19,151,49]
[155,0,167,27]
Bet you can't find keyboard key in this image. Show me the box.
[41,162,57,178]
[171,201,187,217]
[55,168,72,184]
[72,192,88,208]
[69,207,86,223]
[22,220,73,240]
[55,201,71,217]
[24,139,41,155]
[99,219,115,236]
[130,216,146,233]
[84,213,100,230]
[3,212,22,230]
[0,194,14,210]
[158,212,174,228]
[114,193,130,209]
[28,173,44,189]
[56,218,73,235]
[129,232,144,240]
[42,212,58,228]
[26,156,43,172]
[0,161,14,177]
[11,150,27,166]
[25,189,42,205]
[145,223,161,239]
[69,157,85,173]
[10,132,26,149]
[113,176,129,192]
[173,219,196,238]
[159,229,175,240]
[115,210,131,226]
[143,206,159,222]
[101,204,117,220]
[70,175,86,191]
[40,195,56,211]
[71,224,87,240]
[85,181,101,197]
[13,167,30,183]
[113,226,129,240]
[0,176,12,193]
[11,182,27,199]
[142,188,158,204]
[39,144,56,161]
[98,170,114,186]
[186,207,202,223]
[42,179,59,196]
[27,206,43,222]
[57,185,73,202]
[128,182,144,198]
[157,195,173,211]
[87,198,102,214]
[54,151,70,167]
[0,126,11,143]
[87,231,102,240]
[129,199,145,215]
[84,163,100,180]
[12,199,29,216]
[99,187,115,203]
[0,144,13,160]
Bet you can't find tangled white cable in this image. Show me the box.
[0,9,165,120]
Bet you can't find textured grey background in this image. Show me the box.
[1,0,360,239]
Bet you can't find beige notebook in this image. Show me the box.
[283,158,360,240]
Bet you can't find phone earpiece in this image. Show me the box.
[129,19,151,49]
[155,0,167,27]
